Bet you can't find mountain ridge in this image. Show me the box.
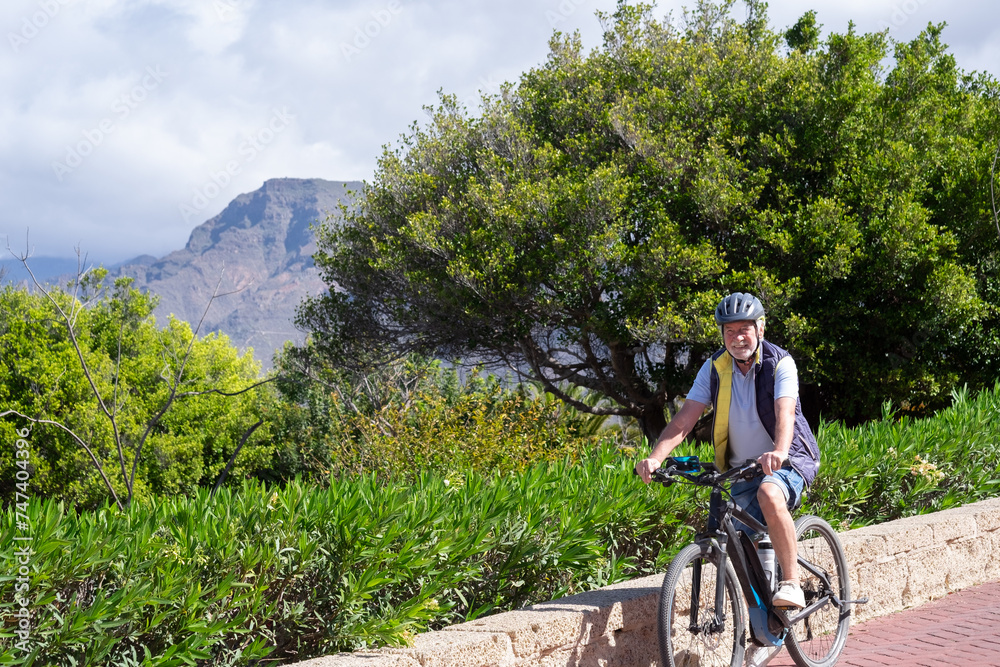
[113,177,360,369]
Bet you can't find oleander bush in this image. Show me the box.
[3,384,1000,666]
[0,447,692,667]
[803,382,1000,527]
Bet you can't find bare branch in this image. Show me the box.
[992,138,1000,241]
[211,418,264,497]
[127,267,257,495]
[0,410,123,510]
[174,377,277,399]
[4,250,266,510]
[127,269,232,494]
[9,246,131,493]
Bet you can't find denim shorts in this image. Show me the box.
[711,466,805,535]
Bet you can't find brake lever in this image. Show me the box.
[736,460,764,481]
[651,464,678,486]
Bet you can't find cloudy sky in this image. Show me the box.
[1,0,997,264]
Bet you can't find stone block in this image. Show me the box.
[839,530,888,566]
[598,574,662,632]
[847,519,932,556]
[936,513,979,544]
[290,654,421,667]
[900,543,951,607]
[448,607,588,658]
[850,557,906,623]
[971,498,1000,533]
[979,530,1000,581]
[943,537,989,591]
[384,630,515,667]
[534,621,658,667]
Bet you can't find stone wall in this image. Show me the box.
[292,496,1000,667]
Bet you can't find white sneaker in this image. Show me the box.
[772,580,805,609]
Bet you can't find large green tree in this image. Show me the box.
[299,0,1000,440]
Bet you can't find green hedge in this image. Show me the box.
[0,449,691,666]
[803,383,1000,526]
[4,384,1000,666]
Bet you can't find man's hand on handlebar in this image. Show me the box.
[635,457,661,484]
[757,450,788,476]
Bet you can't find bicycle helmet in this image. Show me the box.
[714,292,765,325]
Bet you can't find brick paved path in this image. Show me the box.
[769,580,1000,667]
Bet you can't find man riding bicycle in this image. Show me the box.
[635,292,820,609]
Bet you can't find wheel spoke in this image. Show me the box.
[659,544,746,667]
[783,516,851,667]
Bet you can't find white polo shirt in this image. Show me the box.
[687,353,799,466]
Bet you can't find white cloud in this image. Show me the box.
[0,0,997,262]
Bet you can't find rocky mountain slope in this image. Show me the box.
[114,178,360,369]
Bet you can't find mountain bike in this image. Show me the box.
[649,456,867,667]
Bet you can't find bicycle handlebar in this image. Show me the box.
[649,456,762,488]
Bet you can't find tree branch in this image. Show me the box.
[128,269,246,496]
[4,246,266,509]
[516,337,631,417]
[173,377,277,400]
[0,410,123,509]
[211,418,264,497]
[9,244,132,494]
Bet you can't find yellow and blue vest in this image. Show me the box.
[707,339,820,486]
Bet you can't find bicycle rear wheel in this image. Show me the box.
[783,515,851,667]
[658,542,746,667]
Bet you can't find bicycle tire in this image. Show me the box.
[658,542,746,667]
[783,515,851,667]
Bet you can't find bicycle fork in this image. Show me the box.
[689,535,785,665]
[687,554,730,636]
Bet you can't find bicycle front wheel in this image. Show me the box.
[783,515,851,667]
[658,542,746,667]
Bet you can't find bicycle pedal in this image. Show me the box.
[771,602,804,610]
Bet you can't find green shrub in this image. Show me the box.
[0,281,274,509]
[268,353,615,482]
[0,447,691,666]
[804,383,1000,527]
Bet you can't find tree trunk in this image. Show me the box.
[637,407,667,449]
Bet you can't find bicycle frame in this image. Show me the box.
[651,456,866,667]
[698,485,786,648]
[673,464,845,650]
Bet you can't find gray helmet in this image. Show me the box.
[714,292,765,325]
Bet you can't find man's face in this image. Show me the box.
[723,320,761,363]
